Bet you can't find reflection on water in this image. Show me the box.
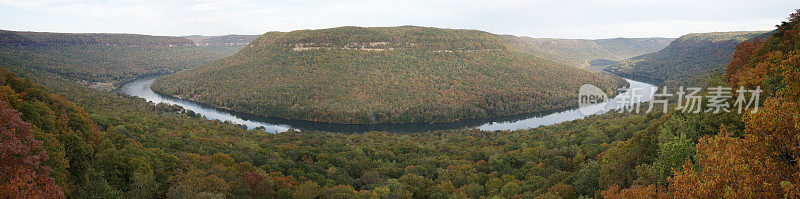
[119,76,657,133]
[477,80,656,131]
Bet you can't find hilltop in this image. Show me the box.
[605,31,769,86]
[153,26,626,124]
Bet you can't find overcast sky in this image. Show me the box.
[0,0,796,39]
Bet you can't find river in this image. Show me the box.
[118,76,657,133]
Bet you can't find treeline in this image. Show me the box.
[605,31,769,87]
[0,30,223,86]
[153,26,626,124]
[500,36,674,69]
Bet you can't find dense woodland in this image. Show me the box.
[153,26,625,124]
[3,10,800,198]
[501,36,674,69]
[1,64,667,198]
[605,31,769,87]
[0,30,223,88]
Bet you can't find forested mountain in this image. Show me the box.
[153,26,626,124]
[501,36,674,69]
[0,30,223,89]
[604,31,769,86]
[184,35,259,56]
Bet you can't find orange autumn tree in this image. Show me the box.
[0,95,64,199]
[669,9,800,198]
[602,184,668,199]
[669,127,786,197]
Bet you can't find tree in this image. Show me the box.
[294,181,321,199]
[243,171,274,198]
[669,128,783,198]
[322,185,358,199]
[375,179,412,199]
[129,157,159,199]
[547,183,576,199]
[500,181,522,197]
[602,185,667,199]
[398,173,432,198]
[573,161,601,197]
[724,39,762,86]
[461,183,484,198]
[0,97,64,198]
[166,168,230,199]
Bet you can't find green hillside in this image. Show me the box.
[605,31,769,86]
[153,26,626,124]
[184,34,259,56]
[501,36,674,69]
[0,30,223,89]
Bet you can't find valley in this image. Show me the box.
[2,7,798,199]
[121,74,656,133]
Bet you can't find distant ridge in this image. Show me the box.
[501,35,675,69]
[183,35,260,56]
[1,30,195,46]
[605,31,770,86]
[0,30,223,88]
